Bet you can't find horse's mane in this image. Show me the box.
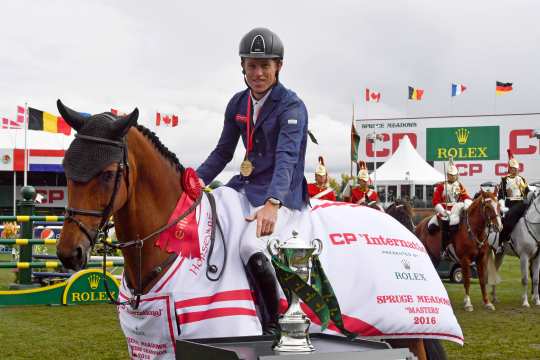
[134,124,185,175]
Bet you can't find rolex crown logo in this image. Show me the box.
[401,259,411,270]
[455,128,469,145]
[88,274,101,290]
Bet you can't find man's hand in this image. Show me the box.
[245,201,279,237]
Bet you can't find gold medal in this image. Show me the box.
[240,159,254,177]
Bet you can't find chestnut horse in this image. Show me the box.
[55,102,437,359]
[416,191,502,311]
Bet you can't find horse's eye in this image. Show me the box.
[100,171,114,183]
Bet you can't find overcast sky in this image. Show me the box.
[1,0,539,182]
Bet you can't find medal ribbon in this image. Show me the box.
[271,253,356,339]
[245,96,255,153]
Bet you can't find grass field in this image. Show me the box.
[1,257,539,359]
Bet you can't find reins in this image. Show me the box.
[63,129,225,309]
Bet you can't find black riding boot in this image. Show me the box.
[246,252,280,335]
[441,220,450,251]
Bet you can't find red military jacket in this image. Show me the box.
[351,186,379,204]
[307,183,336,201]
[432,181,471,210]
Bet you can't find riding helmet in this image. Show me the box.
[239,27,284,59]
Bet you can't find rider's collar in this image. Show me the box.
[250,87,272,105]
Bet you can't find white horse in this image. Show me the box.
[490,188,540,307]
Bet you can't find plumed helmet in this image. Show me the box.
[447,156,458,176]
[315,156,327,176]
[357,160,370,181]
[239,27,284,59]
[507,149,519,169]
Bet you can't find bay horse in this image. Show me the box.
[385,199,415,233]
[54,101,464,360]
[416,191,502,311]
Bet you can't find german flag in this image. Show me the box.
[408,86,424,100]
[496,81,513,95]
[28,107,71,135]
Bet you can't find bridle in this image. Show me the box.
[63,131,203,309]
[465,195,501,248]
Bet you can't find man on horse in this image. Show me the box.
[196,27,309,334]
[308,156,336,201]
[343,161,382,210]
[428,156,472,249]
[497,149,529,252]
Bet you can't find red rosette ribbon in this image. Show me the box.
[182,168,202,200]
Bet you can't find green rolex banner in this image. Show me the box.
[426,126,500,161]
[271,255,356,339]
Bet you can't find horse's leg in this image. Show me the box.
[386,339,427,360]
[477,250,495,310]
[519,255,530,307]
[491,252,505,303]
[531,255,540,306]
[461,257,474,311]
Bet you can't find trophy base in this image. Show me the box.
[273,314,314,352]
[176,333,417,360]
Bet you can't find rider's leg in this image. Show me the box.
[441,219,450,251]
[427,215,440,235]
[499,201,523,246]
[245,252,280,334]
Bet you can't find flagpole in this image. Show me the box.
[23,103,29,187]
[350,103,354,180]
[10,111,17,215]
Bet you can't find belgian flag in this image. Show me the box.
[28,107,71,135]
[496,81,513,95]
[408,86,424,100]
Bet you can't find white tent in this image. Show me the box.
[369,135,444,204]
[370,135,444,186]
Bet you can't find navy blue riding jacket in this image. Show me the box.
[197,82,309,210]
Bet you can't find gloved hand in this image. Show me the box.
[435,204,448,219]
[463,198,473,210]
[498,199,509,214]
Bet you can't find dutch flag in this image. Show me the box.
[451,83,467,97]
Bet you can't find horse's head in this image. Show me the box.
[477,190,503,233]
[56,100,139,270]
[386,199,414,231]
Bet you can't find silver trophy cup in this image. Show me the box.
[268,231,323,353]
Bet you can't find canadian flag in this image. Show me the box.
[156,112,179,127]
[365,88,381,102]
[111,108,127,116]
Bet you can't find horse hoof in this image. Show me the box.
[492,297,499,304]
[522,302,530,308]
[464,305,474,312]
[484,303,496,311]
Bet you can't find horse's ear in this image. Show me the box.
[57,99,86,132]
[111,108,139,138]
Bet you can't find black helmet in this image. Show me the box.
[239,27,284,59]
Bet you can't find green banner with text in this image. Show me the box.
[426,126,500,161]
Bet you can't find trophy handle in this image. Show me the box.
[311,238,323,256]
[267,237,280,256]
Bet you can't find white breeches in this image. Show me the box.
[237,193,307,265]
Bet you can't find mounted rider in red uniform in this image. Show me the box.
[497,149,529,252]
[428,156,472,249]
[344,161,382,210]
[307,156,336,201]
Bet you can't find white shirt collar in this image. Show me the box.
[250,89,272,123]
